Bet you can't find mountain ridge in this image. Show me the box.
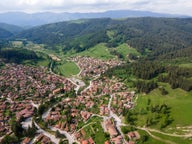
[16,17,192,60]
[0,10,189,27]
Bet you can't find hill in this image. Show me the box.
[16,17,192,60]
[0,23,24,33]
[0,10,187,26]
[0,23,24,39]
[0,28,13,39]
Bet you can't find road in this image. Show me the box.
[21,117,33,130]
[34,122,60,144]
[50,126,79,144]
[40,95,79,144]
[67,77,85,93]
[30,100,40,109]
[107,94,128,144]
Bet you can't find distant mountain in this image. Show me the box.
[0,27,13,39]
[0,23,24,39]
[0,23,24,33]
[0,10,188,26]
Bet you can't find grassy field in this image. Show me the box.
[116,43,141,59]
[134,83,192,129]
[52,61,80,77]
[78,43,116,60]
[179,63,192,68]
[137,129,165,144]
[150,131,192,144]
[83,116,108,143]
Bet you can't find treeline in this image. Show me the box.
[0,28,13,39]
[159,66,192,91]
[63,29,109,52]
[158,46,192,60]
[0,40,10,49]
[104,61,192,92]
[0,48,42,63]
[131,61,165,80]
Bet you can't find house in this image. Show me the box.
[21,137,31,144]
[127,131,140,140]
[80,111,91,121]
[105,119,118,138]
[81,140,89,144]
[111,135,122,144]
[104,140,110,144]
[108,125,118,138]
[88,137,95,144]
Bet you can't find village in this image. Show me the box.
[0,56,139,144]
[71,56,122,77]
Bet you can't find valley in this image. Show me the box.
[0,17,192,144]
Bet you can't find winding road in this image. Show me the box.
[34,122,60,144]
[50,127,79,144]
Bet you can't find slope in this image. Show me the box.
[16,17,192,60]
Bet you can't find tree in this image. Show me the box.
[24,122,37,137]
[11,120,24,137]
[38,104,46,116]
[1,135,19,144]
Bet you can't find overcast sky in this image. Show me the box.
[0,0,191,16]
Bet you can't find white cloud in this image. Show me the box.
[0,0,191,16]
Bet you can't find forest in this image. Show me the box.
[104,61,192,93]
[15,18,192,60]
[0,47,44,64]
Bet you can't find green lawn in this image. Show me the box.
[78,43,116,60]
[53,61,80,77]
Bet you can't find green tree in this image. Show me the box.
[11,120,24,137]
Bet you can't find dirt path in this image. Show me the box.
[76,122,96,133]
[146,127,192,138]
[138,127,176,144]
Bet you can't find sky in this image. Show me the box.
[0,0,192,16]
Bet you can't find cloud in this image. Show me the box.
[0,0,191,16]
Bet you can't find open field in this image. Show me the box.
[150,131,192,144]
[52,61,80,77]
[116,43,141,59]
[137,129,166,144]
[78,43,116,60]
[82,116,108,143]
[134,83,192,130]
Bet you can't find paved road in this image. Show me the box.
[34,122,60,144]
[50,127,79,144]
[21,117,33,130]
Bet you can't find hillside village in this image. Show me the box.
[71,56,122,77]
[0,56,138,144]
[1,14,192,144]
